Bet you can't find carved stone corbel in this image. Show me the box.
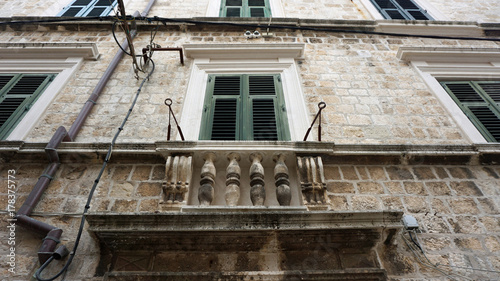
[296,156,328,209]
[249,153,265,206]
[162,155,193,206]
[198,152,217,206]
[225,153,241,206]
[273,154,291,206]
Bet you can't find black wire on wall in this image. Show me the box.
[1,16,500,42]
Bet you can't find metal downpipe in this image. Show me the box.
[16,0,157,265]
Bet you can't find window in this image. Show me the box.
[200,74,290,141]
[58,0,117,17]
[220,0,271,17]
[441,81,500,142]
[397,47,500,143]
[0,74,55,140]
[370,0,432,20]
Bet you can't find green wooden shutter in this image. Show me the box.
[59,0,117,17]
[247,75,289,140]
[441,81,500,142]
[200,76,242,140]
[0,74,55,140]
[370,0,432,20]
[200,74,289,141]
[220,0,271,17]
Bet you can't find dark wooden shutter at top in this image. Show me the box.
[60,0,116,17]
[221,0,270,17]
[200,74,289,141]
[441,81,500,142]
[371,0,432,20]
[0,74,54,139]
[249,76,279,140]
[210,76,241,140]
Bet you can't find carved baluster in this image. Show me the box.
[225,153,241,206]
[296,156,328,209]
[162,155,192,206]
[198,153,217,206]
[249,153,265,206]
[273,154,291,206]
[176,156,192,202]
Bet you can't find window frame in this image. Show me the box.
[358,0,444,20]
[369,0,432,20]
[58,0,118,17]
[200,74,290,141]
[219,0,271,17]
[206,0,284,17]
[0,43,99,140]
[441,81,500,142]
[180,43,308,142]
[397,47,500,144]
[0,74,56,140]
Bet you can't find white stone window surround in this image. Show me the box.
[206,0,285,17]
[0,43,99,141]
[356,0,447,21]
[397,47,500,144]
[180,43,308,141]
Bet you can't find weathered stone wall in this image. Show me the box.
[282,0,368,20]
[428,0,500,22]
[325,164,500,280]
[2,0,500,22]
[2,159,500,279]
[1,27,499,144]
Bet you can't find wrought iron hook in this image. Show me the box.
[303,102,327,141]
[165,98,185,141]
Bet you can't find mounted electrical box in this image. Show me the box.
[403,215,419,230]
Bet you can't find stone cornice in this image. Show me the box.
[2,141,500,165]
[183,43,305,60]
[0,42,99,60]
[397,47,500,63]
[86,210,403,232]
[1,17,499,39]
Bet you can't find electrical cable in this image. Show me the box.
[34,59,155,281]
[147,16,500,42]
[411,230,500,276]
[402,231,467,281]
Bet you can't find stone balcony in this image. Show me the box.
[157,141,333,211]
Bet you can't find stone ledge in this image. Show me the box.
[1,17,498,40]
[104,269,387,281]
[86,210,403,232]
[2,141,500,165]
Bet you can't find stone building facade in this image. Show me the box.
[1,0,500,280]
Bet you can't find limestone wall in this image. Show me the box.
[428,0,500,22]
[1,27,499,144]
[1,0,500,22]
[2,159,500,280]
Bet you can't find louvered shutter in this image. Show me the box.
[208,76,241,140]
[86,0,116,17]
[221,0,271,17]
[248,76,280,140]
[0,74,54,140]
[60,0,93,16]
[59,0,116,17]
[200,74,289,141]
[371,0,432,20]
[441,81,500,142]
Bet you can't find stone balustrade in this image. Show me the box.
[162,147,329,210]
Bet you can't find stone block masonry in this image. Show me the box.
[0,27,498,144]
[1,159,500,279]
[325,164,500,280]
